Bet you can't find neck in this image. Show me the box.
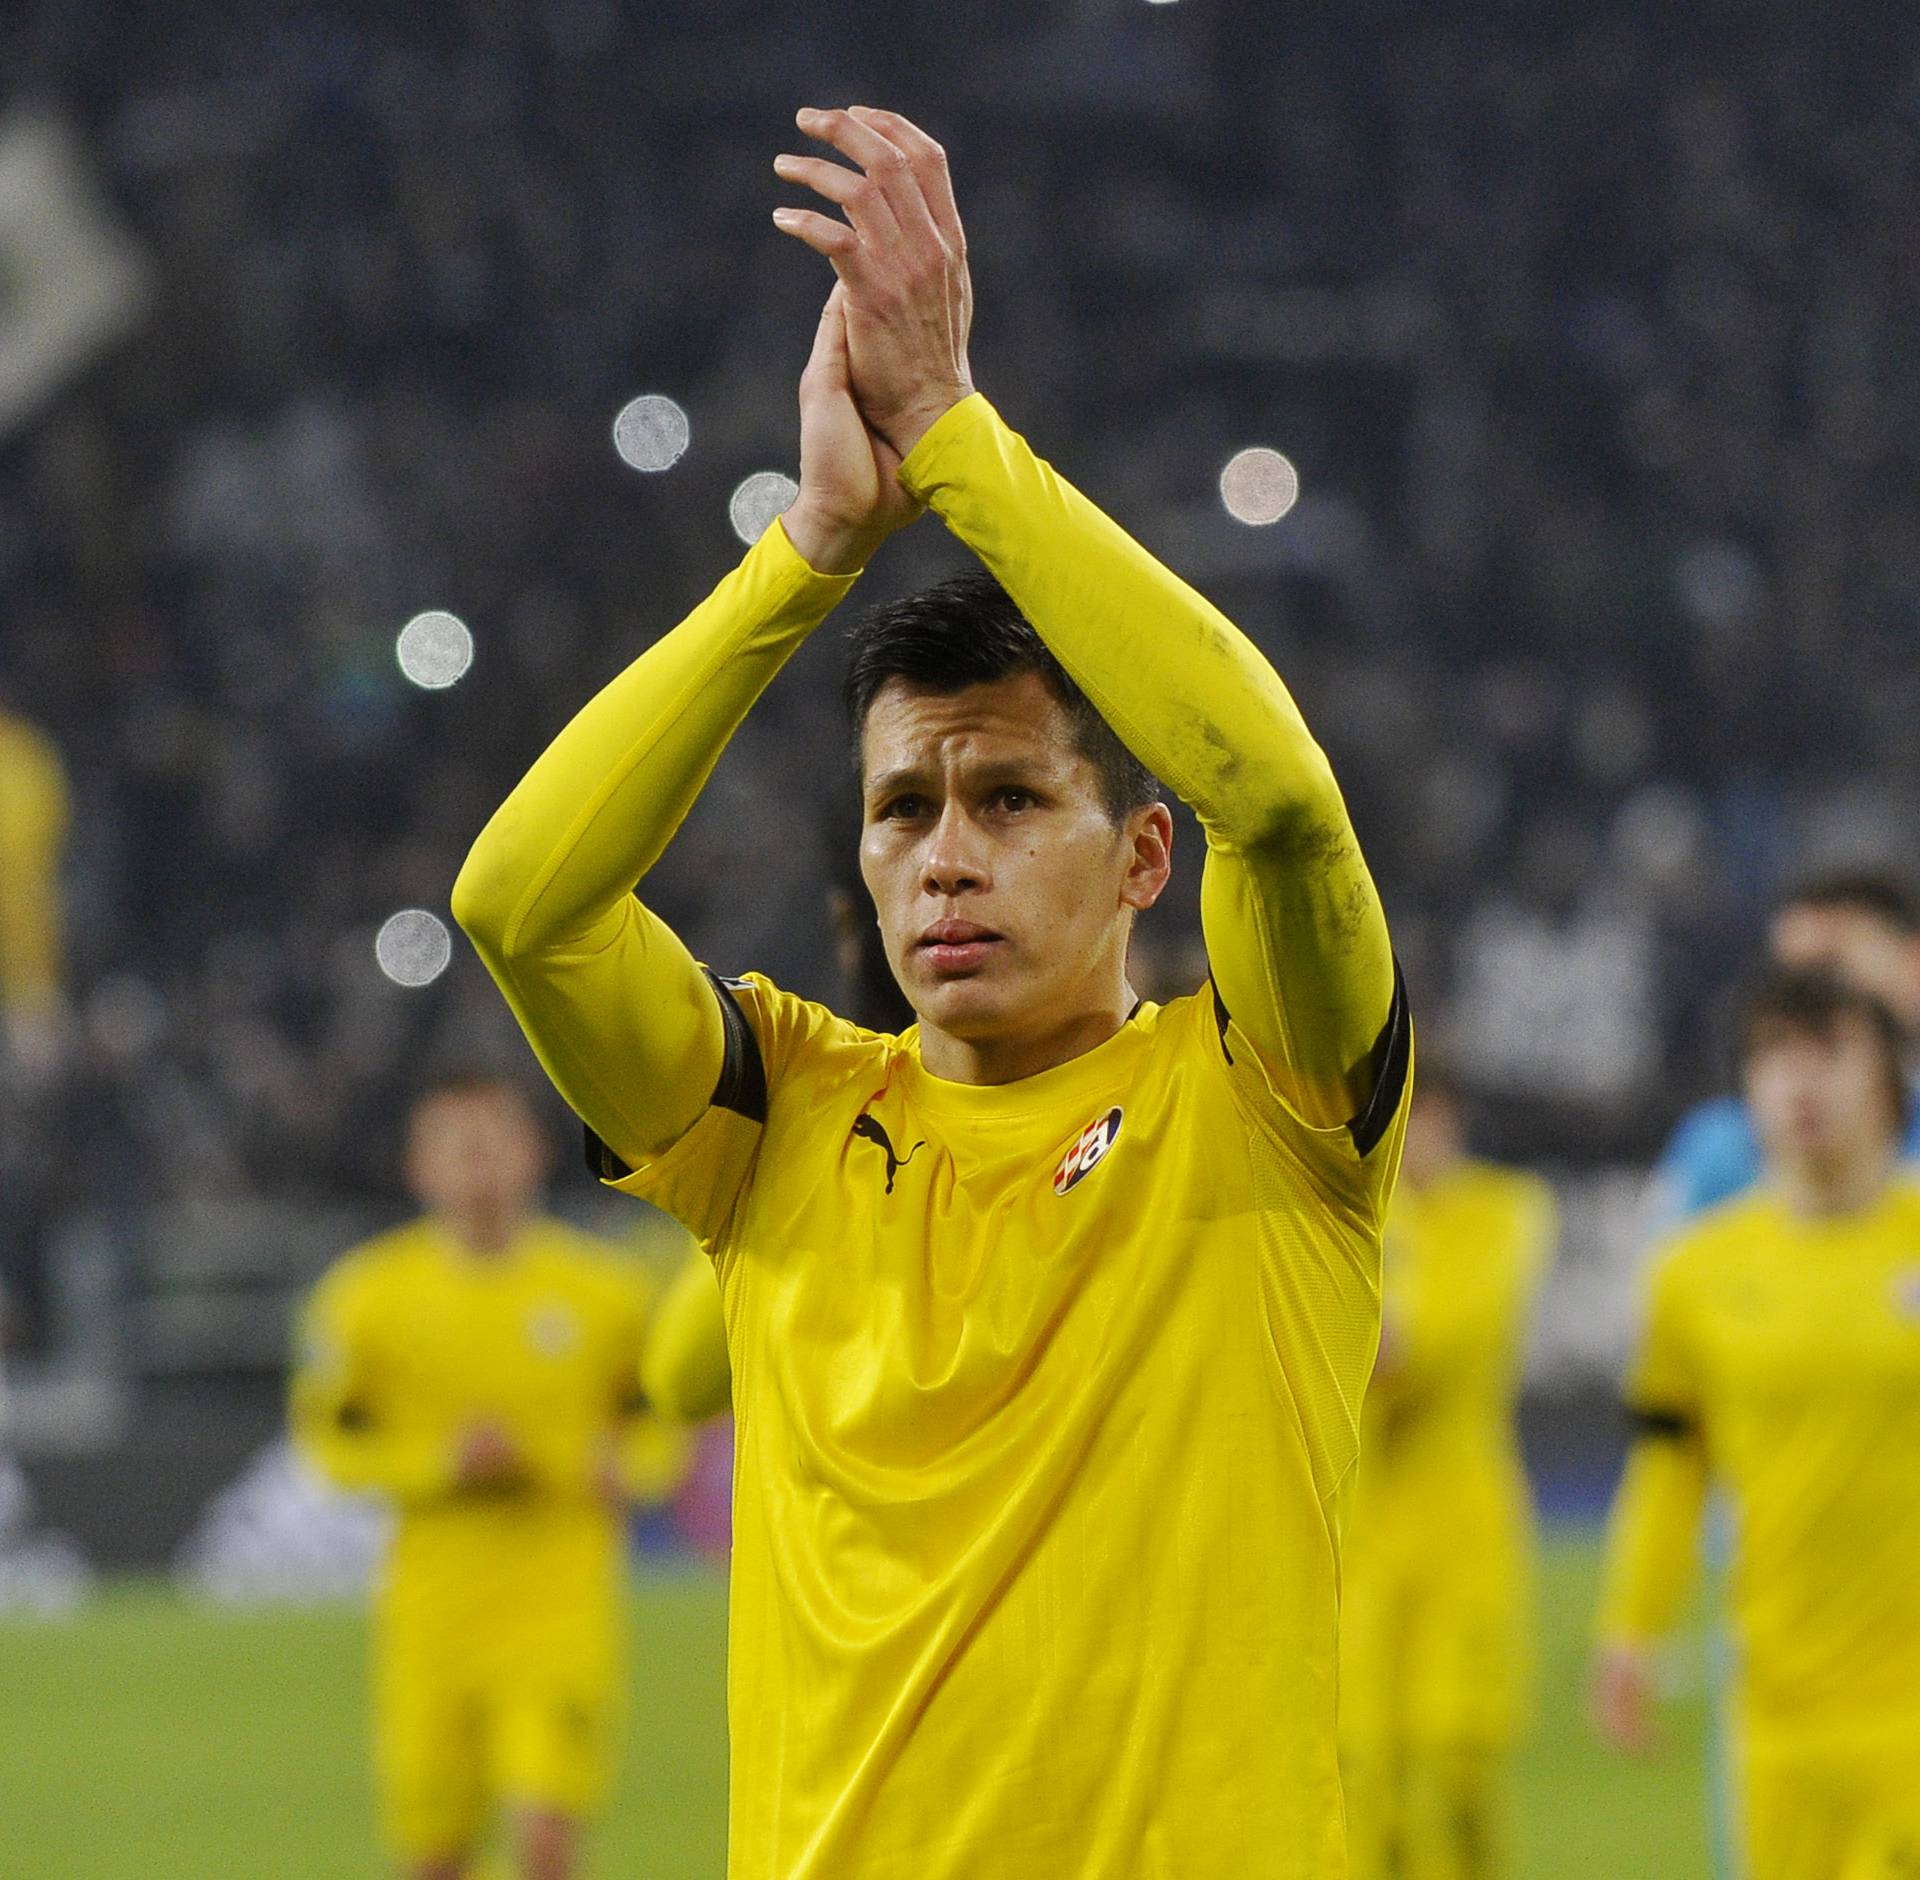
[917,982,1136,1086]
[436,1206,524,1258]
[1778,1139,1897,1220]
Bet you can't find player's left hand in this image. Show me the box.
[773,106,975,459]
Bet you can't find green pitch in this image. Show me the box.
[0,1532,1709,1878]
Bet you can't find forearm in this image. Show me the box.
[900,395,1394,1119]
[455,520,856,956]
[1595,1432,1709,1645]
[452,521,858,1159]
[292,1403,454,1502]
[899,397,1342,843]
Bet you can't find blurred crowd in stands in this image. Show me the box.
[2,0,1917,1346]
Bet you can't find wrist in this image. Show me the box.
[779,502,890,576]
[876,382,974,461]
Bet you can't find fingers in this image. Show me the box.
[846,107,966,255]
[772,204,859,270]
[796,105,945,249]
[773,151,905,254]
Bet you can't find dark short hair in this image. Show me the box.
[1779,870,1920,935]
[1739,967,1911,1135]
[844,570,1160,822]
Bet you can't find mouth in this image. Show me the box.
[915,919,1005,976]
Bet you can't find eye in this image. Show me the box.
[878,794,931,821]
[992,787,1038,813]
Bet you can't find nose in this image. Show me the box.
[921,800,989,899]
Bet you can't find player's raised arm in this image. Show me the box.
[775,107,1399,1133]
[451,291,919,1171]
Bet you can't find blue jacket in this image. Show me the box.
[1651,1092,1920,1227]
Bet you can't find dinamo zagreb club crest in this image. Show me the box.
[1054,1107,1124,1196]
[527,1302,581,1356]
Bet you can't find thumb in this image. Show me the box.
[802,284,851,396]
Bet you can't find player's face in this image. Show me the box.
[405,1087,550,1223]
[858,670,1170,1051]
[1745,1014,1900,1173]
[1770,904,1920,1028]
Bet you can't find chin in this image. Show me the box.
[913,973,1024,1039]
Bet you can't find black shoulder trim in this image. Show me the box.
[584,1123,631,1181]
[1629,1405,1697,1442]
[1210,980,1234,1066]
[1347,957,1412,1158]
[581,967,769,1182]
[703,968,769,1124]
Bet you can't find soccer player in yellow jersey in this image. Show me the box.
[454,105,1411,1877]
[291,1072,687,1880]
[1341,1068,1555,1879]
[0,703,70,1073]
[1594,969,1920,1878]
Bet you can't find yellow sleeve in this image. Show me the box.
[451,523,861,1180]
[288,1265,456,1502]
[642,1250,733,1422]
[1595,1254,1709,1644]
[0,718,70,1014]
[606,1261,697,1503]
[898,396,1400,1133]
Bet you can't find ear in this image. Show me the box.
[1119,802,1174,913]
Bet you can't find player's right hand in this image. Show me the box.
[1588,1643,1660,1755]
[455,1420,526,1489]
[781,283,924,576]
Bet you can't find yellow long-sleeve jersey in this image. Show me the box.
[290,1216,687,1656]
[1597,1180,1920,1735]
[1344,1161,1555,1751]
[0,709,69,1016]
[454,393,1410,1877]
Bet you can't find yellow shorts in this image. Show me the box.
[375,1667,619,1861]
[1738,1727,1920,1880]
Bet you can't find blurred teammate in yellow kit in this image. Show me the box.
[1341,1068,1555,1879]
[1595,969,1920,1879]
[291,1072,688,1880]
[0,704,69,1086]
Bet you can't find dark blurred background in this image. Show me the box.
[1,0,1916,1559]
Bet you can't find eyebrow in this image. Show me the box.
[864,764,934,804]
[864,756,1058,805]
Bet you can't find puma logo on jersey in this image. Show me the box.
[852,1114,925,1195]
[1055,1107,1124,1195]
[1892,1268,1920,1323]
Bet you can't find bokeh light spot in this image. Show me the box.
[729,470,800,545]
[375,910,453,988]
[613,393,691,472]
[395,611,474,690]
[1219,447,1301,526]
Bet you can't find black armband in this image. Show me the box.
[582,967,767,1180]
